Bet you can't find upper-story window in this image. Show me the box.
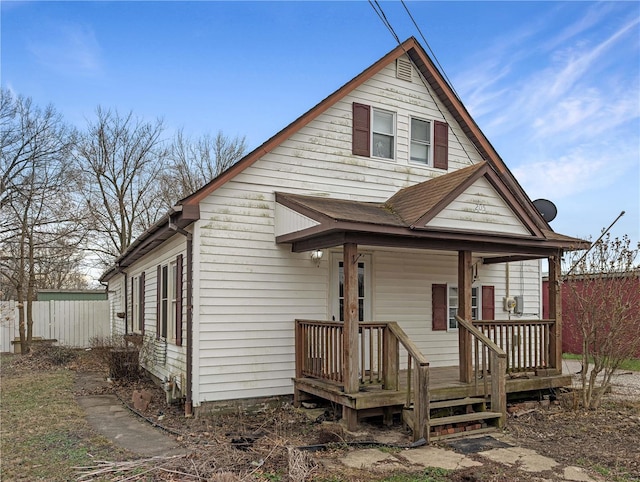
[372,109,395,160]
[410,117,431,164]
[352,103,448,169]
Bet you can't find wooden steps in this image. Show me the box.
[429,397,486,410]
[403,396,502,441]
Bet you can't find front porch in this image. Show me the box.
[293,317,571,442]
[276,164,588,442]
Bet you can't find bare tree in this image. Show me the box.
[74,107,168,265]
[0,91,81,352]
[158,129,246,207]
[563,234,640,409]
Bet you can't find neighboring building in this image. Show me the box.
[36,289,108,301]
[101,38,588,440]
[543,271,640,358]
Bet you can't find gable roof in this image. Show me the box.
[178,37,545,231]
[103,37,579,281]
[386,162,544,236]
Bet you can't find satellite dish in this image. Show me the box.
[533,199,558,222]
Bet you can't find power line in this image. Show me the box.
[400,0,460,100]
[368,0,401,44]
[366,1,480,165]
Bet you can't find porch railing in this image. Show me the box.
[294,319,430,441]
[455,315,507,425]
[472,319,553,373]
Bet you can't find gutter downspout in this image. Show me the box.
[169,223,194,417]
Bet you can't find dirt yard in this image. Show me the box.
[3,348,640,481]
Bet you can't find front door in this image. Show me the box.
[330,253,372,322]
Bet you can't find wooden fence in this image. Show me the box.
[0,300,110,352]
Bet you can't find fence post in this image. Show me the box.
[382,325,399,391]
[491,352,507,427]
[413,363,430,443]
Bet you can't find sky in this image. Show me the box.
[2,0,639,248]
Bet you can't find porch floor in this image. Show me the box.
[294,365,571,413]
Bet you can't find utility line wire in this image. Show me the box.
[368,0,401,44]
[400,0,460,100]
[367,0,480,165]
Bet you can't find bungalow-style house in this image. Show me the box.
[101,37,588,441]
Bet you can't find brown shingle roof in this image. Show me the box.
[385,162,487,225]
[277,193,406,227]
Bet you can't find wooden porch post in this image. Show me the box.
[548,253,562,372]
[458,250,473,383]
[342,242,359,430]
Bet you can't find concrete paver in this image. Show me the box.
[401,445,482,470]
[340,448,403,471]
[76,373,187,457]
[563,466,597,482]
[478,446,559,472]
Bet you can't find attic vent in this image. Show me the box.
[396,58,413,82]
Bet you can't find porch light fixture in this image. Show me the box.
[310,249,324,265]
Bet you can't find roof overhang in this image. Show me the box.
[275,190,589,261]
[100,203,200,282]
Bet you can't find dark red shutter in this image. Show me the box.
[175,254,183,346]
[130,276,135,333]
[352,103,370,157]
[433,120,449,170]
[482,285,495,320]
[156,265,161,340]
[432,284,447,331]
[139,272,145,334]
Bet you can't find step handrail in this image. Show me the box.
[455,316,507,357]
[386,321,429,442]
[455,315,507,426]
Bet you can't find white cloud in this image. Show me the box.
[457,6,639,143]
[512,140,637,201]
[28,22,103,77]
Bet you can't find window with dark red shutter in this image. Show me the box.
[482,286,495,320]
[352,103,370,157]
[432,284,447,331]
[175,254,183,346]
[156,265,161,340]
[139,272,145,334]
[433,120,448,170]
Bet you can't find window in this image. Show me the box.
[433,283,494,331]
[160,265,169,339]
[448,286,479,330]
[352,103,395,160]
[338,260,366,321]
[331,254,371,322]
[131,274,146,333]
[352,102,447,168]
[138,273,145,333]
[372,109,395,159]
[156,258,182,344]
[131,275,139,333]
[410,118,431,164]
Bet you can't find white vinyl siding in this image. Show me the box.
[109,235,188,387]
[105,53,543,405]
[192,56,507,403]
[426,177,531,235]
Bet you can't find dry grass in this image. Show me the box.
[0,351,130,481]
